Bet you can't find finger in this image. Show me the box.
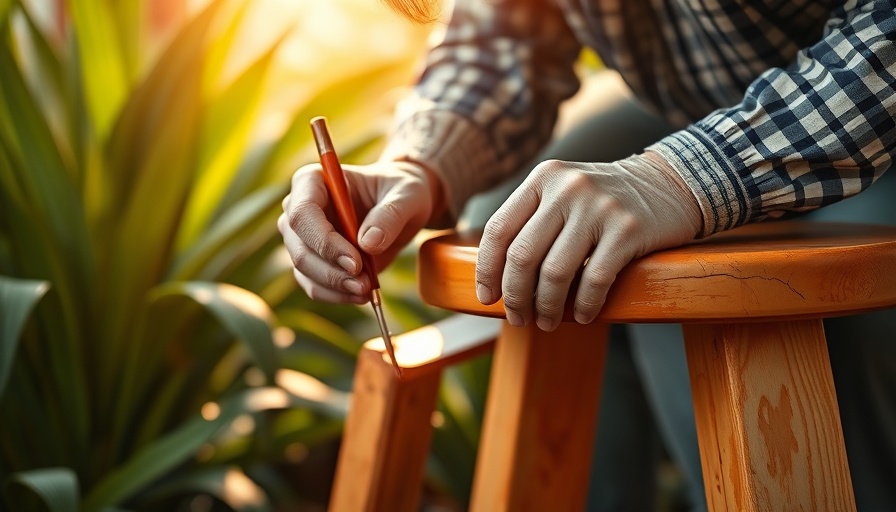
[357,179,430,255]
[287,167,363,274]
[476,184,540,306]
[534,220,595,331]
[500,207,564,327]
[574,230,635,324]
[280,214,372,296]
[293,269,369,305]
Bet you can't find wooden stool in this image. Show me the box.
[329,221,896,511]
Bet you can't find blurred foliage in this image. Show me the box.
[0,0,470,509]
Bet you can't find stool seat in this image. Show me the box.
[330,221,896,512]
[419,221,896,322]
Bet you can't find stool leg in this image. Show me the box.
[328,347,441,512]
[683,320,856,512]
[470,321,609,512]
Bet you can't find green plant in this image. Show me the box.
[0,0,432,509]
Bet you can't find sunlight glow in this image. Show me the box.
[244,387,291,411]
[230,414,256,436]
[244,367,266,387]
[201,401,221,421]
[276,369,346,405]
[273,326,295,348]
[218,284,272,321]
[367,324,445,367]
[223,468,265,507]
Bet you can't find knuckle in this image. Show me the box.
[536,296,563,318]
[506,238,537,268]
[540,259,570,285]
[319,231,345,260]
[482,214,511,241]
[325,268,346,289]
[581,270,616,299]
[277,213,289,234]
[379,201,404,225]
[291,245,309,270]
[304,284,324,301]
[289,200,316,231]
[617,213,641,236]
[292,163,319,184]
[565,173,592,191]
[502,290,527,310]
[598,195,624,214]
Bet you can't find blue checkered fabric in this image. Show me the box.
[383,0,896,236]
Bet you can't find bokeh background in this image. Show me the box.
[0,1,684,511]
[0,1,472,510]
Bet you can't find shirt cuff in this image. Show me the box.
[647,128,752,237]
[378,110,500,227]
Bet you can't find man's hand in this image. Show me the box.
[475,152,702,331]
[278,160,443,304]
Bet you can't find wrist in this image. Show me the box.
[626,150,705,238]
[392,158,450,228]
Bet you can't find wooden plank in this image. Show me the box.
[469,321,609,512]
[363,314,500,379]
[684,320,855,511]
[418,222,896,323]
[328,347,440,512]
[329,314,500,511]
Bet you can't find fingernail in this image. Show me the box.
[506,309,523,327]
[344,278,364,295]
[360,227,385,250]
[476,282,492,304]
[575,309,595,324]
[338,255,357,274]
[536,315,557,332]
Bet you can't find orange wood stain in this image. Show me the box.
[418,221,896,323]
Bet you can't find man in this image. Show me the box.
[279,0,896,509]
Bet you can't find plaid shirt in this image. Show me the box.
[380,0,896,236]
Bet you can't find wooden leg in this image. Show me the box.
[684,320,856,512]
[470,321,609,512]
[328,347,441,512]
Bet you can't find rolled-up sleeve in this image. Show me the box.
[380,0,582,219]
[650,0,896,237]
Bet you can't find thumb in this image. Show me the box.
[358,183,429,255]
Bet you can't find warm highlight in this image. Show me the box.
[381,0,442,24]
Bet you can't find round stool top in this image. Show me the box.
[417,221,896,323]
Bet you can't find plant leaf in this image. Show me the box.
[5,467,79,512]
[65,0,128,141]
[140,467,271,512]
[177,43,282,250]
[149,282,279,382]
[171,183,286,281]
[0,39,93,299]
[0,276,49,395]
[97,0,223,364]
[83,387,294,511]
[0,0,11,27]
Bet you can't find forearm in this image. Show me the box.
[380,0,583,223]
[650,0,896,236]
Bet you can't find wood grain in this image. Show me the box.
[684,320,856,512]
[418,222,896,323]
[328,347,440,512]
[329,314,500,511]
[469,321,609,512]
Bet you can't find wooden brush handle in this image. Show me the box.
[311,116,380,289]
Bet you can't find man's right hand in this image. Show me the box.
[278,160,444,304]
